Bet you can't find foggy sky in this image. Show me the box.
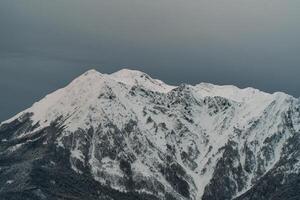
[0,0,300,121]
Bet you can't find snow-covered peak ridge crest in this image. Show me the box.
[60,68,292,100]
[66,68,175,93]
[109,68,176,93]
[1,68,294,127]
[0,68,174,126]
[195,82,291,103]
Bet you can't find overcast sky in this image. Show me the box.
[0,0,300,121]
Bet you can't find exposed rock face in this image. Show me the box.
[1,69,300,200]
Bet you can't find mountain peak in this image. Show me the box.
[1,68,300,200]
[112,68,146,77]
[109,68,175,93]
[84,68,101,75]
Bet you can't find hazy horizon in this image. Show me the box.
[1,0,300,121]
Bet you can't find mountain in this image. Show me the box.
[1,69,300,200]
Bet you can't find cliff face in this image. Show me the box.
[1,69,300,200]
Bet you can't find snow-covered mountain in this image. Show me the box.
[1,69,300,200]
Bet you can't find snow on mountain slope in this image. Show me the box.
[110,68,176,93]
[1,69,300,200]
[1,69,174,129]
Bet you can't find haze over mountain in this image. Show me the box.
[1,69,300,200]
[1,0,300,121]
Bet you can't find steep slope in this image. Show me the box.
[0,69,300,200]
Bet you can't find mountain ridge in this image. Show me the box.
[1,68,294,126]
[1,68,300,200]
